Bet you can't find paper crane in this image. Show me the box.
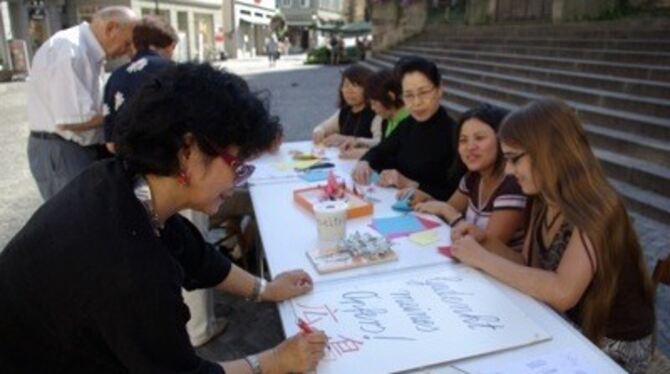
[324,171,346,200]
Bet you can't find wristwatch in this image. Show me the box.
[244,354,262,374]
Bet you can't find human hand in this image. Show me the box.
[262,270,312,302]
[379,169,418,189]
[323,133,348,147]
[338,147,365,160]
[451,235,488,269]
[414,200,451,217]
[451,222,486,243]
[352,161,372,185]
[338,137,357,152]
[312,129,325,144]
[409,189,432,205]
[274,330,328,373]
[57,114,104,133]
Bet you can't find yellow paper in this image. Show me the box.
[273,159,320,171]
[408,230,440,246]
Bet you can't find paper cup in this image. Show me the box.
[314,200,348,242]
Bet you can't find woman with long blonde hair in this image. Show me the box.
[450,98,655,373]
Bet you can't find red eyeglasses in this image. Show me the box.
[211,144,255,186]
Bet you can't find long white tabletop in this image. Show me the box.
[248,141,624,373]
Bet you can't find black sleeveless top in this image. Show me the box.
[527,203,654,341]
[338,106,375,138]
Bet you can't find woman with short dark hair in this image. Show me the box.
[312,65,381,149]
[102,15,179,153]
[352,57,463,200]
[338,68,410,159]
[0,63,325,373]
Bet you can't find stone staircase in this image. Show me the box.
[361,20,670,225]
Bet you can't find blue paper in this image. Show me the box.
[371,215,425,237]
[299,169,330,182]
[392,199,413,212]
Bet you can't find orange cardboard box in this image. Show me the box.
[293,186,373,219]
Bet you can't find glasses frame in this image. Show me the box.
[504,151,527,166]
[209,143,256,186]
[401,86,437,103]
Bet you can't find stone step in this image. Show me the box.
[433,88,670,167]
[393,44,670,82]
[387,48,670,118]
[386,47,670,100]
[362,57,670,220]
[374,52,670,141]
[595,149,670,198]
[585,124,670,166]
[608,179,670,224]
[411,40,670,66]
[419,19,670,43]
[414,35,670,52]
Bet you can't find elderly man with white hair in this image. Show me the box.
[27,6,138,200]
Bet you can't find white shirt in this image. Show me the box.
[27,22,106,146]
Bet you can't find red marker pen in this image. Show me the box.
[297,318,313,334]
[297,318,331,351]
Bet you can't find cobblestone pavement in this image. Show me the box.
[1,55,668,365]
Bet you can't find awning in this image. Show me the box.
[311,21,371,35]
[239,14,270,26]
[340,21,371,34]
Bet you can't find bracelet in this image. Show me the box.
[248,277,261,301]
[248,277,268,302]
[257,278,267,302]
[244,354,262,374]
[450,215,464,227]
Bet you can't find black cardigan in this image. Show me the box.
[361,106,463,200]
[0,159,229,373]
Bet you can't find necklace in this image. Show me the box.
[133,174,163,237]
[543,206,562,232]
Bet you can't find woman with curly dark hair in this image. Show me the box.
[0,63,326,373]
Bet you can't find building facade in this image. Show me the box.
[76,0,224,62]
[222,0,276,59]
[0,0,224,66]
[278,0,344,51]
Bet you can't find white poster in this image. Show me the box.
[290,267,551,374]
[462,347,602,374]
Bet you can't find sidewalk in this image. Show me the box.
[214,53,313,75]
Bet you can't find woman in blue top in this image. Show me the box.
[103,15,177,153]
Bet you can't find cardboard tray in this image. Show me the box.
[293,186,373,219]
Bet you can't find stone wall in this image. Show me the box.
[464,0,495,25]
[630,0,670,8]
[462,0,668,25]
[552,0,617,22]
[370,0,427,51]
